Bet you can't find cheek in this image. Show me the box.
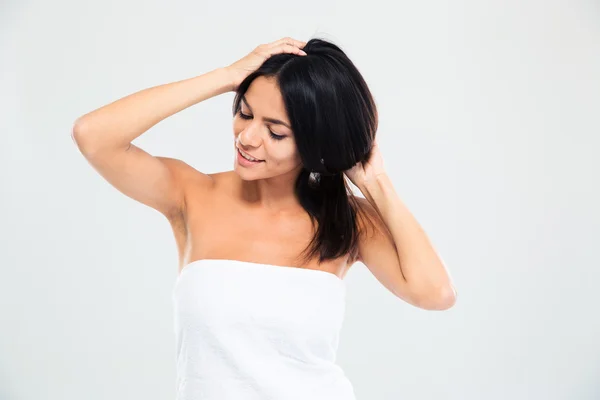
[269,146,300,167]
[233,118,244,132]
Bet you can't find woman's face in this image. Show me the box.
[233,76,302,180]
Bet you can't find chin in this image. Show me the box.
[233,163,263,180]
[234,170,259,181]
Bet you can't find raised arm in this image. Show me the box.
[71,67,233,218]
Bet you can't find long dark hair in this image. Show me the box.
[232,38,378,266]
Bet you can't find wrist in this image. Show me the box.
[360,172,389,194]
[218,67,235,92]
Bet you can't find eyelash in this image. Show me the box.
[237,110,285,141]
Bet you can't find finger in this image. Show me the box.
[280,43,307,55]
[288,38,307,48]
[276,37,306,47]
[265,43,306,57]
[270,37,306,49]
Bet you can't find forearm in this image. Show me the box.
[72,67,233,152]
[360,173,455,296]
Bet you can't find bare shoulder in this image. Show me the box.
[155,157,215,191]
[154,157,215,216]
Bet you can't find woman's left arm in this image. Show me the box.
[359,172,457,309]
[345,140,457,310]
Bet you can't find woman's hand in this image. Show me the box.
[344,139,387,191]
[224,37,307,92]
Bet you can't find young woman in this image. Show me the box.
[72,36,456,400]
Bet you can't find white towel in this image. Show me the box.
[172,259,356,400]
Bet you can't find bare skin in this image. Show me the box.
[169,169,353,280]
[171,73,353,279]
[71,36,354,279]
[72,37,455,309]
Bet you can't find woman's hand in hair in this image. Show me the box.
[344,139,387,191]
[224,37,307,92]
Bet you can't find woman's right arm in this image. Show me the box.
[71,67,234,219]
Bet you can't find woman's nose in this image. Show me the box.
[238,124,263,147]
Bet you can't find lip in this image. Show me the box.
[237,147,264,162]
[236,147,265,166]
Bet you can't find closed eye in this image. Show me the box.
[238,110,286,141]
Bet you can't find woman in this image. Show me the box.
[72,36,456,399]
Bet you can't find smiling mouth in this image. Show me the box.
[237,147,264,162]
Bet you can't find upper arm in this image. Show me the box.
[73,134,208,219]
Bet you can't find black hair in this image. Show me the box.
[231,38,378,266]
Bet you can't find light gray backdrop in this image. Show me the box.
[1,1,599,399]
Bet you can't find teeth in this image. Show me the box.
[239,149,260,162]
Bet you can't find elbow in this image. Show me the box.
[71,118,88,149]
[434,285,457,310]
[71,117,104,155]
[412,284,457,311]
[72,115,93,138]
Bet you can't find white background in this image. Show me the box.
[1,1,599,399]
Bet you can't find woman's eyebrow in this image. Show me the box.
[242,96,291,129]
